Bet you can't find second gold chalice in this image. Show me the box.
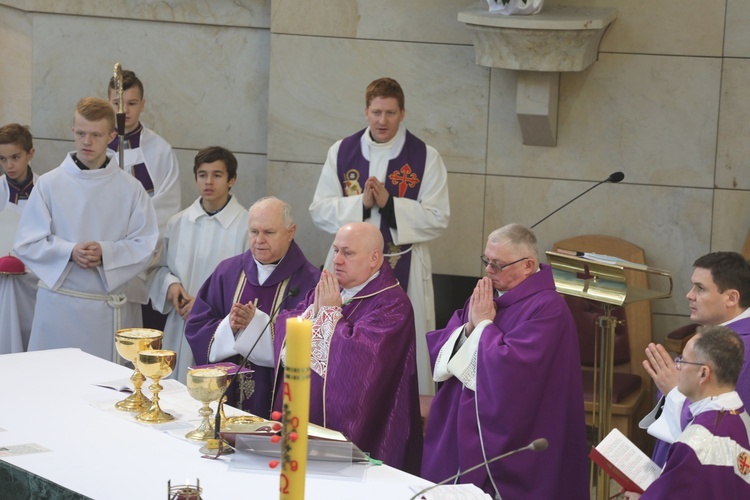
[114,328,163,412]
[185,368,229,441]
[135,349,177,424]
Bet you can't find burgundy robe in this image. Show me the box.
[272,262,423,475]
[185,241,319,418]
[643,405,750,498]
[422,264,589,499]
[652,316,750,466]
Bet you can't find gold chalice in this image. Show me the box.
[135,349,176,423]
[185,368,229,441]
[114,328,163,412]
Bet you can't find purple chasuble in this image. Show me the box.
[272,262,423,475]
[185,241,319,418]
[108,123,155,193]
[5,169,34,203]
[652,316,750,466]
[336,128,426,291]
[643,407,750,498]
[422,264,589,500]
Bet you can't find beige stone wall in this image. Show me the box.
[1,0,748,342]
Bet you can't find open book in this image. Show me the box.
[589,428,661,493]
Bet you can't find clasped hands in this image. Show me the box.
[642,342,679,396]
[362,176,390,210]
[229,298,257,334]
[312,269,342,316]
[71,241,102,269]
[465,277,497,336]
[167,283,194,320]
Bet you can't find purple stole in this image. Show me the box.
[336,128,426,291]
[108,123,155,193]
[5,170,34,204]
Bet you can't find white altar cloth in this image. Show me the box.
[0,348,432,499]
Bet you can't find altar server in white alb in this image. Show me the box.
[0,123,40,354]
[309,77,450,394]
[148,146,249,382]
[107,69,181,328]
[14,97,159,362]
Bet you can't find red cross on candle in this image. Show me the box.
[388,164,420,197]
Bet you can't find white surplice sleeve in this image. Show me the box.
[433,320,490,391]
[309,140,364,234]
[391,145,450,245]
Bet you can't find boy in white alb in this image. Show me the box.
[108,69,181,329]
[14,97,158,361]
[148,146,249,381]
[0,124,39,353]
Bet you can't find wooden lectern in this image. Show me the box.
[545,251,672,500]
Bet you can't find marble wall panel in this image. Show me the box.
[0,6,32,125]
[0,0,269,28]
[30,14,269,154]
[265,160,333,268]
[483,176,712,316]
[716,59,750,190]
[652,313,692,348]
[271,0,475,45]
[725,0,750,58]
[711,189,750,254]
[426,173,486,277]
[28,138,72,176]
[267,34,489,174]
[173,149,267,212]
[487,54,722,188]
[551,0,725,57]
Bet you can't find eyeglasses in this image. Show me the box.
[674,355,705,370]
[480,256,528,273]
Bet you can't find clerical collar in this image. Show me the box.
[254,256,284,285]
[124,123,144,141]
[341,270,380,304]
[6,167,34,201]
[362,125,406,161]
[201,195,232,216]
[72,153,110,170]
[688,390,743,417]
[724,307,750,326]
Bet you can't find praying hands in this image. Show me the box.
[313,269,342,315]
[71,241,102,269]
[362,176,389,209]
[466,276,497,336]
[229,300,256,334]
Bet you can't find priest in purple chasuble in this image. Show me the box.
[422,224,589,500]
[270,222,423,475]
[641,252,750,466]
[624,326,750,499]
[309,77,450,395]
[184,197,319,419]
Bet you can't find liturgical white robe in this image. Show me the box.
[14,152,158,361]
[148,195,249,382]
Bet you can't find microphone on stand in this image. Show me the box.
[530,172,625,229]
[408,438,548,500]
[212,287,300,440]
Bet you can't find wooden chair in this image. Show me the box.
[553,235,653,450]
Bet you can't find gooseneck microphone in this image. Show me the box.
[408,438,548,500]
[213,287,300,439]
[530,172,625,229]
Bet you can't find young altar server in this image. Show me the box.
[0,123,40,353]
[14,97,158,362]
[148,146,249,382]
[108,69,181,329]
[624,325,750,498]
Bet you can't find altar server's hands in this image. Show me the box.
[71,241,102,269]
[167,283,194,319]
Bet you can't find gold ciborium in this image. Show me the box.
[135,349,176,424]
[114,328,163,412]
[185,368,229,441]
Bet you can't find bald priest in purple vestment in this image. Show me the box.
[271,222,423,475]
[185,197,319,419]
[422,223,589,499]
[624,325,750,499]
